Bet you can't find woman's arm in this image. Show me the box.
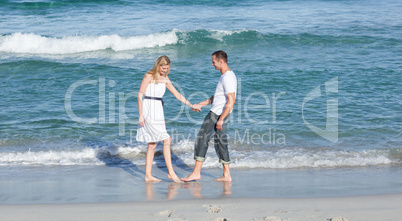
[137,74,152,126]
[165,76,193,107]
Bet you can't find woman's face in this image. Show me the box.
[159,64,170,75]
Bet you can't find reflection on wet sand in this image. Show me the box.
[145,182,154,200]
[145,181,232,200]
[221,181,232,196]
[180,182,202,199]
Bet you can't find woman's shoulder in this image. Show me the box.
[143,73,154,81]
[155,76,170,84]
[163,76,171,82]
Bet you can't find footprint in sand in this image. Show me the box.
[203,204,222,213]
[262,216,286,221]
[155,209,173,217]
[214,218,228,221]
[167,218,185,221]
[328,217,348,221]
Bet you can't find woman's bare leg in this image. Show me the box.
[163,138,181,183]
[145,142,161,182]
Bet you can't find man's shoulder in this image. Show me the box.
[222,70,235,77]
[222,70,237,81]
[225,70,235,75]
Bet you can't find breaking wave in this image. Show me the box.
[0,140,400,169]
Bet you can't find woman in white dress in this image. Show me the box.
[136,55,194,183]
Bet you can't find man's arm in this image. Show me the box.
[193,96,214,111]
[216,92,235,130]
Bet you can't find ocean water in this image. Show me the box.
[0,0,401,203]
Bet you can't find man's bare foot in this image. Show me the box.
[145,175,161,182]
[214,176,232,182]
[168,173,182,183]
[181,173,201,182]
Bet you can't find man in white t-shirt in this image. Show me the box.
[182,50,237,182]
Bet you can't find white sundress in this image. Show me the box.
[136,82,170,143]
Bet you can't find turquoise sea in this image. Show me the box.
[0,0,401,204]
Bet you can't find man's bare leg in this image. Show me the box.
[181,160,203,182]
[215,163,232,182]
[144,142,161,182]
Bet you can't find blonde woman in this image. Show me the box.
[136,55,195,183]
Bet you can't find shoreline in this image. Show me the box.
[1,165,402,205]
[1,194,401,221]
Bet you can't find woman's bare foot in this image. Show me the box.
[181,173,201,182]
[214,175,232,183]
[168,173,182,183]
[145,175,161,182]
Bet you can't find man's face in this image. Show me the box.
[212,55,221,70]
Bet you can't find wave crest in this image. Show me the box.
[1,29,397,56]
[0,142,399,169]
[0,30,179,54]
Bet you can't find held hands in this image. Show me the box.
[191,104,202,112]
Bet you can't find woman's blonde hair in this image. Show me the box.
[147,55,171,84]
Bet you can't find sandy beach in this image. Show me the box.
[1,194,401,221]
[2,166,402,220]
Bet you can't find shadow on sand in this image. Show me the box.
[95,146,145,181]
[153,143,216,181]
[95,143,215,181]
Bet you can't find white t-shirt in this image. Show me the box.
[210,70,237,115]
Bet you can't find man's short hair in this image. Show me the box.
[212,50,228,63]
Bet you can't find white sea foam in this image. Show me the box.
[0,30,179,54]
[0,146,144,166]
[173,143,398,168]
[226,148,395,169]
[0,29,257,56]
[207,29,251,41]
[0,143,398,168]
